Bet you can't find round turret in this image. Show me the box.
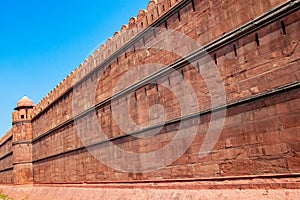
[15,96,34,110]
[13,96,35,123]
[12,95,34,184]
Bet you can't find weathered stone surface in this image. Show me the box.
[0,0,299,197]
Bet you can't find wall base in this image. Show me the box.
[1,177,299,200]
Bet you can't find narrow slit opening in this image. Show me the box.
[214,54,217,65]
[192,0,196,11]
[233,44,237,57]
[281,21,286,35]
[255,33,260,46]
[143,37,146,46]
[153,29,156,38]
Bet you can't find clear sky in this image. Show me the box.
[0,0,149,136]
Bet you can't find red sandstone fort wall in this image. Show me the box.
[32,88,300,183]
[0,130,13,184]
[31,0,291,125]
[0,0,299,186]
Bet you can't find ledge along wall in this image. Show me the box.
[0,0,299,186]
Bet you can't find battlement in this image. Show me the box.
[0,129,12,147]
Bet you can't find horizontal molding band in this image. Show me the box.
[12,120,31,125]
[0,167,13,173]
[32,1,299,143]
[13,140,32,145]
[31,0,194,122]
[13,161,33,165]
[0,151,13,161]
[32,81,300,163]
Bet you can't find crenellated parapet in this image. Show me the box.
[33,67,80,116]
[32,0,183,118]
[0,129,13,147]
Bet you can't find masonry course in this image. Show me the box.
[0,0,299,198]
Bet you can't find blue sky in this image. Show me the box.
[0,0,149,136]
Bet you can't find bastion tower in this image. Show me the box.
[12,96,34,184]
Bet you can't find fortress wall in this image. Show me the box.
[30,0,174,121]
[0,130,13,184]
[32,86,300,184]
[31,0,289,136]
[28,0,300,184]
